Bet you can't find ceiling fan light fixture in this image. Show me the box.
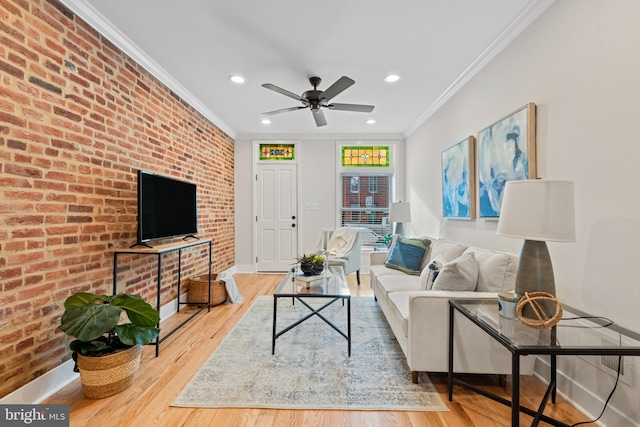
[384,74,400,83]
[366,119,377,124]
[260,118,271,125]
[229,74,246,84]
[261,75,374,127]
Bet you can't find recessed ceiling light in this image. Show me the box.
[229,74,246,84]
[366,119,376,125]
[384,74,400,83]
[261,118,271,125]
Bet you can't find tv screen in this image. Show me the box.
[137,170,198,243]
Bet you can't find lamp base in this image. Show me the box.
[514,240,556,319]
[394,222,405,236]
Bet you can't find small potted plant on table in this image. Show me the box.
[297,253,326,276]
[59,293,160,398]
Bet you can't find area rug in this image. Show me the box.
[171,296,448,411]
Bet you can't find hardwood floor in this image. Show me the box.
[45,273,589,426]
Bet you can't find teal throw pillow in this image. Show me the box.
[385,237,431,275]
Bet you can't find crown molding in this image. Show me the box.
[236,132,405,141]
[58,0,236,139]
[404,0,556,138]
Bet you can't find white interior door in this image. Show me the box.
[256,164,298,272]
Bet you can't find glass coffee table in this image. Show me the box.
[272,265,351,356]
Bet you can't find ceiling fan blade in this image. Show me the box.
[320,76,355,103]
[312,109,327,127]
[327,103,375,113]
[263,106,306,115]
[262,83,303,101]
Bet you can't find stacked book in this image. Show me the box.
[296,273,325,288]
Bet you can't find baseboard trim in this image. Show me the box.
[2,295,184,404]
[533,357,635,427]
[0,359,78,404]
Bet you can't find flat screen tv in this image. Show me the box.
[137,170,198,244]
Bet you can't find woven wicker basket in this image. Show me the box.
[187,274,227,306]
[77,344,141,399]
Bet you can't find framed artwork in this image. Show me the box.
[477,103,536,217]
[441,136,475,219]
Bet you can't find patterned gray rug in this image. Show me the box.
[172,296,448,411]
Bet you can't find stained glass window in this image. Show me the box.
[259,144,295,160]
[341,146,389,167]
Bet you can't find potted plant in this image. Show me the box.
[296,253,326,276]
[59,292,160,398]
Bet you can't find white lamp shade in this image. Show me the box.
[390,202,411,223]
[497,180,575,242]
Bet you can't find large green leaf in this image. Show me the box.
[112,294,159,327]
[115,324,161,346]
[70,338,113,356]
[60,304,121,341]
[64,292,110,309]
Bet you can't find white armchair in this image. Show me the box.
[317,227,362,284]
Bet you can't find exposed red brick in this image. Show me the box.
[0,58,25,79]
[6,215,44,225]
[0,0,235,400]
[0,329,23,344]
[53,106,82,122]
[0,202,33,213]
[8,251,44,265]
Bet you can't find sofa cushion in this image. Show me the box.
[428,239,468,264]
[462,247,517,293]
[376,274,421,302]
[384,237,432,275]
[431,251,479,291]
[369,264,408,279]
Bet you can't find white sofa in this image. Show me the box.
[370,237,536,383]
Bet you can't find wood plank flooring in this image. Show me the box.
[45,273,589,426]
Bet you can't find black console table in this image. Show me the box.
[113,239,212,356]
[448,299,640,427]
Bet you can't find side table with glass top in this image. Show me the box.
[272,265,351,356]
[448,299,640,427]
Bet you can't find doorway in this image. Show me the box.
[256,163,298,272]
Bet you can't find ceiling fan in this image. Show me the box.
[261,76,374,127]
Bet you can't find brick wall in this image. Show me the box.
[0,0,235,397]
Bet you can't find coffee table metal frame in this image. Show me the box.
[272,266,351,357]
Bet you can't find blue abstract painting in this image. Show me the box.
[442,137,475,219]
[477,103,536,217]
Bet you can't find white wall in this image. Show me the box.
[233,139,254,271]
[405,1,640,425]
[297,140,339,252]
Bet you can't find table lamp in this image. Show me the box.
[497,180,575,317]
[390,202,411,236]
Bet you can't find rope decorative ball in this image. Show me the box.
[516,292,563,329]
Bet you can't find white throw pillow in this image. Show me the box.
[431,252,479,291]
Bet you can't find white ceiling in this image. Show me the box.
[61,0,554,140]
